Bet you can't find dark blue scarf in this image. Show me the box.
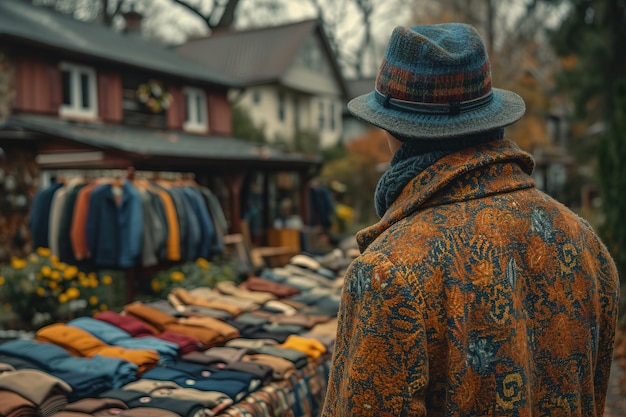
[374,129,505,217]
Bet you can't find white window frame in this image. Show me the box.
[59,62,98,119]
[318,100,325,130]
[183,87,209,133]
[277,92,286,122]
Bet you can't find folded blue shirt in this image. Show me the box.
[0,339,137,393]
[141,366,250,402]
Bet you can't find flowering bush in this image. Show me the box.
[149,254,239,299]
[0,248,121,328]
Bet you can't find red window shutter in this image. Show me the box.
[98,72,122,123]
[48,62,62,113]
[13,57,29,110]
[167,85,184,130]
[14,56,55,114]
[208,92,232,136]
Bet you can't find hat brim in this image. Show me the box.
[347,88,526,140]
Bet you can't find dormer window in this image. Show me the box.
[183,87,208,133]
[59,62,98,119]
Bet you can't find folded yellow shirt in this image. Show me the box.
[278,334,327,360]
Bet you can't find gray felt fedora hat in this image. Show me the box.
[348,23,526,140]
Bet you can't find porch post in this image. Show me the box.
[225,171,245,233]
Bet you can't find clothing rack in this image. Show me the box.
[32,166,229,303]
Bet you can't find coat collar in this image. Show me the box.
[357,139,536,252]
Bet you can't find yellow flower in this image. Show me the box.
[48,281,58,290]
[102,275,113,285]
[36,247,51,257]
[151,279,161,293]
[80,278,90,288]
[41,266,52,277]
[171,271,184,282]
[66,287,80,300]
[10,257,26,270]
[88,272,96,280]
[36,286,45,297]
[57,262,67,271]
[28,253,39,263]
[196,258,210,268]
[50,256,59,266]
[50,270,61,281]
[90,278,99,288]
[63,266,78,280]
[0,276,4,286]
[100,304,108,311]
[89,295,99,306]
[58,293,68,304]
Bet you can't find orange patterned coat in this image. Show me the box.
[322,139,620,416]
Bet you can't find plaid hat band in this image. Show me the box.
[347,23,526,140]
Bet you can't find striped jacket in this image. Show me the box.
[322,139,620,416]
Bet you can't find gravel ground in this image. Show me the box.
[604,359,626,417]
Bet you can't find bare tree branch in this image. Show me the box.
[170,0,214,27]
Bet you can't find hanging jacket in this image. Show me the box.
[29,182,63,249]
[183,186,216,260]
[322,139,620,417]
[85,181,143,268]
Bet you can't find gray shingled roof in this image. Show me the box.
[176,19,344,89]
[1,114,322,167]
[0,0,235,86]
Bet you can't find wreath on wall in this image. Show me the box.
[136,79,173,113]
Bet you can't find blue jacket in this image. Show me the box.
[29,182,63,249]
[183,186,215,260]
[86,181,143,268]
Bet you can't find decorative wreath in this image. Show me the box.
[136,79,173,113]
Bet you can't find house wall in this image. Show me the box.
[0,46,16,121]
[235,85,292,143]
[12,54,229,138]
[313,95,342,149]
[0,48,36,262]
[283,34,343,149]
[229,33,344,150]
[235,86,342,150]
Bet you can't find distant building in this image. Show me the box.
[176,20,349,151]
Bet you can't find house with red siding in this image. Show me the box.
[0,0,324,261]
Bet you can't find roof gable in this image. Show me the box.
[176,19,348,97]
[0,0,234,86]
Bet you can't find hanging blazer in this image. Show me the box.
[29,182,63,249]
[182,186,215,260]
[86,181,143,268]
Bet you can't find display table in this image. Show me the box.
[216,354,330,417]
[0,255,345,417]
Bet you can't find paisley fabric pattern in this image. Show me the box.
[321,139,620,417]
